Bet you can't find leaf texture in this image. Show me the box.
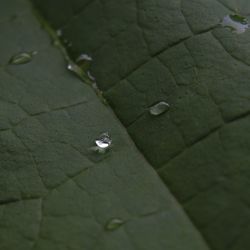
[0,0,209,250]
[32,0,250,249]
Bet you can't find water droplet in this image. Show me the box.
[56,29,62,37]
[221,14,248,34]
[105,218,124,231]
[149,101,170,116]
[95,132,112,149]
[76,54,92,63]
[67,61,83,77]
[9,51,37,65]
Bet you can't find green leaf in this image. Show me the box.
[32,0,250,249]
[0,1,209,250]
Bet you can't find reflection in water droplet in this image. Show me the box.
[95,132,112,149]
[9,51,37,65]
[149,101,170,116]
[105,218,124,231]
[221,14,248,34]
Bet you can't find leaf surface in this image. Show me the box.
[0,1,209,250]
[33,0,250,249]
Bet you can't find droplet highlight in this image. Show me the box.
[221,14,249,34]
[105,218,124,231]
[149,101,170,116]
[9,51,37,65]
[95,132,112,149]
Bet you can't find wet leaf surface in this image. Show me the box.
[0,1,209,250]
[34,0,250,249]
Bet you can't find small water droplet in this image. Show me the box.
[221,14,248,34]
[67,61,83,77]
[87,132,112,162]
[105,218,124,231]
[76,54,92,63]
[9,51,37,65]
[149,101,170,116]
[56,29,62,37]
[75,53,93,71]
[95,132,112,149]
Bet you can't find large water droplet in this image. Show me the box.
[149,101,170,116]
[221,14,248,34]
[87,132,112,162]
[9,51,37,65]
[95,132,112,149]
[105,218,124,231]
